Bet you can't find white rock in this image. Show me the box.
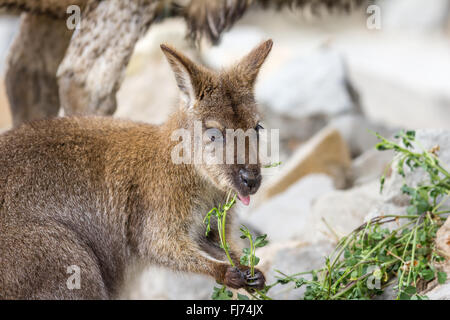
[121,266,215,300]
[258,240,335,300]
[350,148,394,186]
[426,283,450,300]
[308,180,383,241]
[0,16,19,73]
[255,47,358,119]
[380,0,450,32]
[201,26,267,69]
[329,114,396,158]
[241,174,335,243]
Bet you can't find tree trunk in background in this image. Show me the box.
[57,0,157,117]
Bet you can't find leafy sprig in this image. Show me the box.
[204,192,271,300]
[274,131,449,300]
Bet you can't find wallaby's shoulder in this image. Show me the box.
[0,116,164,178]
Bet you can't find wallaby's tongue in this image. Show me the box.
[238,194,250,206]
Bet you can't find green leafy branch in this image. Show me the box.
[273,130,449,300]
[204,192,271,300]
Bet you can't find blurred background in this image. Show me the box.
[0,0,449,299]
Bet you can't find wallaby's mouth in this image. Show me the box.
[233,167,262,206]
[237,194,251,206]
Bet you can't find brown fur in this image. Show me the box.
[0,40,273,299]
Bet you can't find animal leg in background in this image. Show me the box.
[5,13,72,126]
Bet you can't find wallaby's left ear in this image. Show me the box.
[160,44,207,109]
[235,39,273,86]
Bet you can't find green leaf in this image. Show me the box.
[404,286,417,295]
[254,234,269,248]
[406,205,417,215]
[212,286,233,300]
[399,292,412,300]
[406,130,416,139]
[240,255,249,266]
[438,272,447,284]
[237,293,250,300]
[380,175,386,193]
[294,278,306,288]
[375,143,389,151]
[420,269,435,282]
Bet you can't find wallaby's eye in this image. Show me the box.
[205,128,223,143]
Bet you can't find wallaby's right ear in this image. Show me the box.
[235,39,273,87]
[160,44,204,109]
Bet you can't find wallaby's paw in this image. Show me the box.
[223,266,246,289]
[223,266,266,290]
[244,268,265,290]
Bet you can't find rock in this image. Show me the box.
[203,34,362,151]
[201,26,268,69]
[241,174,335,243]
[121,266,215,300]
[255,47,362,152]
[424,217,450,299]
[0,15,19,73]
[0,79,11,131]
[258,126,351,202]
[426,284,450,300]
[380,0,450,32]
[257,240,335,300]
[350,148,394,186]
[256,47,360,119]
[308,180,383,241]
[436,217,450,274]
[382,129,450,207]
[329,114,396,158]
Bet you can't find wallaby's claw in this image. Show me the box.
[223,266,266,290]
[244,268,265,290]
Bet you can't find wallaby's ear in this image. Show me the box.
[160,44,205,109]
[235,39,273,86]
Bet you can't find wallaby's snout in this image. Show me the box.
[238,166,262,194]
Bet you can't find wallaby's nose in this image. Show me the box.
[239,168,261,193]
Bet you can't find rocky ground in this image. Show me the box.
[0,1,449,300]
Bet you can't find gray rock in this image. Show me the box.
[380,0,450,32]
[201,26,267,69]
[0,15,19,73]
[256,47,360,120]
[258,240,335,300]
[308,180,383,241]
[121,266,215,300]
[241,174,335,243]
[426,283,450,300]
[329,114,396,158]
[350,148,394,186]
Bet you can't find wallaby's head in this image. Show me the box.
[161,40,273,205]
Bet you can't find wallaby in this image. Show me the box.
[0,39,273,299]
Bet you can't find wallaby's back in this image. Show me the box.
[0,116,161,299]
